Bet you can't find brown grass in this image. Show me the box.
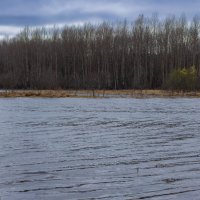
[1,89,200,98]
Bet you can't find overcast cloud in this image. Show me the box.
[0,0,200,37]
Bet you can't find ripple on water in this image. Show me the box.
[0,98,200,200]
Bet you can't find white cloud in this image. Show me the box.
[42,0,137,16]
[0,25,22,38]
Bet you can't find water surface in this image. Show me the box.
[0,98,200,200]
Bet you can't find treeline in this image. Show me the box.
[0,15,200,90]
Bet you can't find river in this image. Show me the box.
[0,98,200,200]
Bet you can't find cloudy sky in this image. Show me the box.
[0,0,200,38]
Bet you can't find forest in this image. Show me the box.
[0,14,200,90]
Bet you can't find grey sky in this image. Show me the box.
[0,0,199,38]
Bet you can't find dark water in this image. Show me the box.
[0,98,200,200]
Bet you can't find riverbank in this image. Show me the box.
[0,89,200,98]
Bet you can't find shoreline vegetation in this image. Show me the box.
[1,89,200,98]
[1,15,200,91]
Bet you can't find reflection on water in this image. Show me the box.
[0,98,200,200]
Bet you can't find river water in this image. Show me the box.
[0,98,200,200]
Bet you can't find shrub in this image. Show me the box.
[167,66,197,90]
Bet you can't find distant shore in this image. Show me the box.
[0,89,200,98]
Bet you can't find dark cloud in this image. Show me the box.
[0,0,200,36]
